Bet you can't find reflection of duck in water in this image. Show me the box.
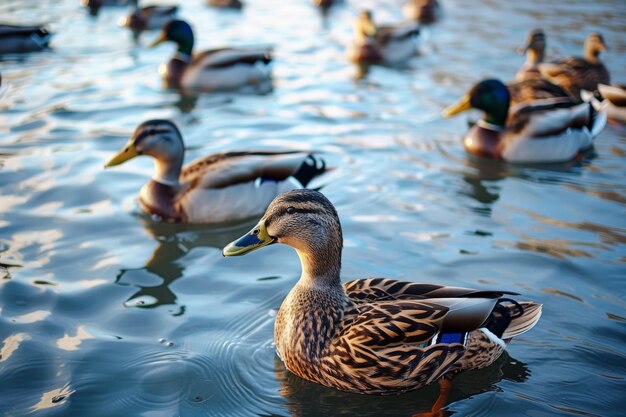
[224,190,541,394]
[105,119,327,223]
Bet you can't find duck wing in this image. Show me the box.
[508,99,591,136]
[180,151,325,189]
[540,57,610,95]
[191,48,272,69]
[507,78,574,107]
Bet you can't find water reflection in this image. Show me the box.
[115,217,256,314]
[274,352,528,417]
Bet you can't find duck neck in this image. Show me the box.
[584,47,600,63]
[483,106,508,127]
[152,146,184,187]
[176,38,194,57]
[294,234,343,290]
[526,48,544,65]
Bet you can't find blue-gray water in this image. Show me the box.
[1,0,625,416]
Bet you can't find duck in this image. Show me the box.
[104,120,327,223]
[0,24,52,54]
[506,77,574,107]
[149,19,272,92]
[403,0,440,24]
[121,0,178,38]
[442,79,607,163]
[539,32,610,99]
[516,28,546,81]
[222,189,542,394]
[582,84,626,124]
[206,0,243,9]
[81,0,129,16]
[347,9,420,65]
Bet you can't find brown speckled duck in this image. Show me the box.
[516,29,546,81]
[223,189,542,394]
[150,20,272,92]
[121,0,178,38]
[540,32,610,99]
[104,120,327,223]
[0,24,52,54]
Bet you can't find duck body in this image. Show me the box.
[152,20,272,92]
[207,0,243,9]
[403,0,440,24]
[443,79,606,163]
[223,190,542,394]
[0,24,52,53]
[105,120,326,223]
[348,10,420,65]
[122,4,178,36]
[583,84,626,124]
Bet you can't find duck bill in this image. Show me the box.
[104,142,139,168]
[222,220,275,256]
[442,94,472,117]
[149,32,167,48]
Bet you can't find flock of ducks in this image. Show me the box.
[1,0,622,400]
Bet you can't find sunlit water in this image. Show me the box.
[1,0,625,416]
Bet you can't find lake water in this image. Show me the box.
[1,0,625,416]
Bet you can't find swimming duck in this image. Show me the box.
[206,0,243,9]
[81,0,129,16]
[104,120,327,223]
[516,29,546,81]
[582,84,626,124]
[0,24,52,54]
[223,189,542,394]
[539,32,610,99]
[403,0,440,24]
[442,79,606,163]
[121,0,178,38]
[150,19,272,92]
[347,10,420,65]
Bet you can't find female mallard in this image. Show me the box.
[150,19,272,92]
[403,0,440,24]
[539,32,610,99]
[206,0,243,9]
[582,84,626,124]
[442,79,606,163]
[516,29,546,81]
[223,189,542,394]
[121,0,178,38]
[104,120,326,223]
[347,10,420,65]
[0,24,52,54]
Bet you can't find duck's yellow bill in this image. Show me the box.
[104,142,139,168]
[223,220,275,256]
[442,94,472,118]
[149,33,167,48]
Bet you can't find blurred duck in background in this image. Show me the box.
[104,119,327,224]
[347,9,420,65]
[149,20,273,92]
[206,0,243,9]
[121,0,178,38]
[516,29,546,81]
[403,0,440,24]
[582,84,626,124]
[81,0,129,16]
[539,32,610,99]
[0,24,52,53]
[442,79,606,163]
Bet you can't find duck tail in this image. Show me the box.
[293,155,327,188]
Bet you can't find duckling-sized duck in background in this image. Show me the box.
[223,189,542,394]
[0,24,52,54]
[104,120,327,223]
[403,0,440,24]
[81,0,129,16]
[582,84,626,124]
[516,29,546,81]
[206,0,243,9]
[539,32,610,99]
[347,10,420,65]
[121,0,178,38]
[442,79,606,163]
[150,20,272,92]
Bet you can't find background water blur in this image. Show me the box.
[1,0,625,416]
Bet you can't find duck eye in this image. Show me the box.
[286,207,296,214]
[252,228,260,235]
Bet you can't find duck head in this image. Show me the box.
[355,10,377,41]
[150,19,194,56]
[584,32,607,62]
[105,119,185,185]
[522,29,546,62]
[442,79,511,127]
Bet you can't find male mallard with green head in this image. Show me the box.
[0,24,52,54]
[442,79,606,163]
[347,9,420,65]
[104,120,326,223]
[150,20,272,92]
[223,189,542,394]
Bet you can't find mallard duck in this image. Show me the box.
[0,24,52,54]
[206,0,243,9]
[582,84,626,124]
[403,0,440,24]
[515,29,546,81]
[81,0,129,16]
[223,189,542,394]
[104,120,327,223]
[539,32,610,99]
[506,78,574,107]
[149,20,272,92]
[121,0,178,38]
[442,79,607,163]
[347,10,420,65]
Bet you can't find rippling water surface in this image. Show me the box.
[1,0,625,416]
